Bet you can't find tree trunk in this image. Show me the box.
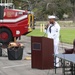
[72,1,75,22]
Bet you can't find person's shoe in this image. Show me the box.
[54,65,61,68]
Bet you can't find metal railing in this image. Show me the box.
[0,0,14,8]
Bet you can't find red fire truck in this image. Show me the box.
[0,5,35,45]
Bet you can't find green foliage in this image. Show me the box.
[70,0,75,4]
[12,0,75,21]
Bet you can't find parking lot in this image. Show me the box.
[0,36,73,75]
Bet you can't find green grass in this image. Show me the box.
[27,29,45,37]
[27,28,75,44]
[60,28,75,44]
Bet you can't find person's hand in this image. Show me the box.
[45,23,50,30]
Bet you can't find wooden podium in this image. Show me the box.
[31,36,54,69]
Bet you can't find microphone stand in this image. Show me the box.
[43,32,46,37]
[42,28,47,37]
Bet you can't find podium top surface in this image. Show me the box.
[31,36,53,40]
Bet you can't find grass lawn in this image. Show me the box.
[27,29,45,37]
[27,28,75,44]
[60,28,75,44]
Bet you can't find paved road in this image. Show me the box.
[0,36,73,75]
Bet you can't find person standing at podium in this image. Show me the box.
[45,15,60,67]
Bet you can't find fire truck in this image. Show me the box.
[0,2,35,45]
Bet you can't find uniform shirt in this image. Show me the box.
[45,22,60,45]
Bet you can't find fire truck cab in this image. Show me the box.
[0,1,35,45]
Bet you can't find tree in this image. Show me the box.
[70,0,75,22]
[11,0,75,20]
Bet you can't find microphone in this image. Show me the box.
[45,24,49,30]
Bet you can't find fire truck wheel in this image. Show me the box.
[0,28,13,44]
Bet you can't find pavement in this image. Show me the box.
[0,36,73,75]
